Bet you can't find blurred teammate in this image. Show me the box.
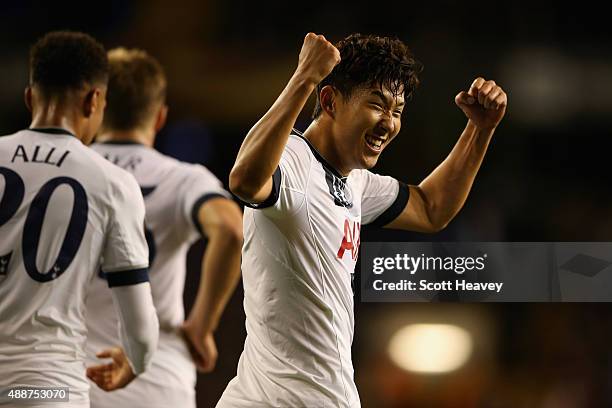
[0,32,159,407]
[221,33,507,407]
[85,48,243,408]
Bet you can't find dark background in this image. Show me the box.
[2,1,612,406]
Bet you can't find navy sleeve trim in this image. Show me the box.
[367,182,410,228]
[190,192,229,237]
[235,166,281,210]
[106,268,150,287]
[140,186,157,197]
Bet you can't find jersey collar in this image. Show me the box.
[292,128,353,209]
[98,140,145,146]
[29,127,77,138]
[292,129,346,180]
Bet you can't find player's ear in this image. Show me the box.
[24,87,33,112]
[83,87,102,118]
[154,104,168,133]
[319,85,337,119]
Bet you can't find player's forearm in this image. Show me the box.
[110,282,159,374]
[229,70,316,201]
[418,120,495,229]
[186,226,242,334]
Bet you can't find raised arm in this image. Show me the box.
[229,33,340,203]
[387,77,507,232]
[181,197,243,372]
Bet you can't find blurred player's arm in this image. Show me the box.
[87,280,159,390]
[87,173,159,390]
[387,77,507,233]
[181,197,243,373]
[229,33,340,203]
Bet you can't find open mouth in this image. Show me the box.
[365,134,385,152]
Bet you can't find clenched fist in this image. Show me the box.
[296,33,341,85]
[181,322,219,373]
[455,77,507,130]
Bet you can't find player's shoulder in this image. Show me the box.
[286,133,314,155]
[170,160,224,191]
[123,144,196,177]
[346,167,375,188]
[349,168,401,201]
[0,129,37,149]
[348,167,369,180]
[279,133,316,170]
[90,141,159,163]
[0,134,17,156]
[81,144,126,174]
[0,131,20,143]
[348,167,392,183]
[84,147,141,196]
[90,142,173,178]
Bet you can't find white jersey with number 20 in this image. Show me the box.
[0,128,153,407]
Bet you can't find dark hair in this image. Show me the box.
[312,33,422,119]
[102,48,167,131]
[30,31,109,97]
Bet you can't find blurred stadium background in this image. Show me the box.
[2,1,612,406]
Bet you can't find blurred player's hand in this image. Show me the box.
[455,77,507,129]
[181,322,218,373]
[296,32,341,85]
[86,347,136,391]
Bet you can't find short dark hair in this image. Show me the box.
[29,31,109,97]
[312,34,422,119]
[102,48,167,131]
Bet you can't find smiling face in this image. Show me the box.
[332,84,405,171]
[309,34,421,174]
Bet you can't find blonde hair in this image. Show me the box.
[103,47,167,130]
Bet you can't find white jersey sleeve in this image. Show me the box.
[101,174,149,273]
[109,283,159,374]
[176,164,232,237]
[242,135,313,215]
[359,170,410,226]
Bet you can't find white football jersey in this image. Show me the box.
[218,133,408,408]
[86,142,230,408]
[0,128,149,406]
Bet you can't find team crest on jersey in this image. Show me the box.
[325,172,353,208]
[0,252,11,275]
[337,219,361,261]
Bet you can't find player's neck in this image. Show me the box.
[29,107,80,140]
[303,121,352,177]
[96,129,155,147]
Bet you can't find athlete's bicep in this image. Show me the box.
[239,139,311,212]
[237,166,282,209]
[197,196,243,240]
[384,184,439,233]
[239,176,275,206]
